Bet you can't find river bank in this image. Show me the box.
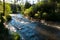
[24,16,60,30]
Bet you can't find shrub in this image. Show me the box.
[24,1,60,22]
[24,2,31,9]
[24,6,33,16]
[6,15,11,22]
[11,32,20,40]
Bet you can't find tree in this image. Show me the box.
[5,3,11,15]
[3,0,5,16]
[24,2,31,9]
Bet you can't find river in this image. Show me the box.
[7,14,60,40]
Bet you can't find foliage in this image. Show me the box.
[17,5,21,12]
[10,4,17,13]
[0,1,11,15]
[0,1,21,40]
[24,2,31,9]
[11,32,20,40]
[0,1,3,13]
[5,3,11,14]
[10,4,21,13]
[0,13,10,40]
[6,15,11,22]
[24,0,60,21]
[24,6,33,16]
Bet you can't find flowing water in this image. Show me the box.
[8,14,44,40]
[8,14,60,40]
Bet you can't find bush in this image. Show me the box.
[6,15,11,22]
[0,13,10,40]
[0,13,5,23]
[5,3,11,14]
[23,1,60,22]
[24,2,31,9]
[11,32,20,40]
[24,6,33,16]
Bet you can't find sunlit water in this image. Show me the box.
[8,14,44,40]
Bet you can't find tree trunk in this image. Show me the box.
[3,0,5,16]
